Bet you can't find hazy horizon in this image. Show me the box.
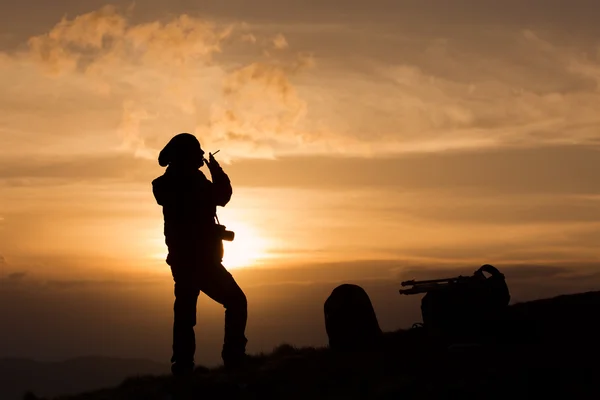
[2,1,600,368]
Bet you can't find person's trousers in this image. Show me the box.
[170,262,247,366]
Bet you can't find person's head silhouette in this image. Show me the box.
[158,133,205,169]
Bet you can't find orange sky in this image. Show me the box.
[1,1,600,366]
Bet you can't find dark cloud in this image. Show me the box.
[224,144,600,195]
[398,263,580,281]
[0,153,154,183]
[397,197,600,225]
[3,144,600,197]
[7,271,26,280]
[9,1,596,27]
[3,1,600,45]
[384,240,600,266]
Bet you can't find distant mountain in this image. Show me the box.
[0,356,169,400]
[22,290,600,400]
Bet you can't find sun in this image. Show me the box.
[148,221,270,269]
[221,221,269,269]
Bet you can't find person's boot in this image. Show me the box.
[222,335,248,371]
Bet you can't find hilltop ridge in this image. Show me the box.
[0,357,169,400]
[23,290,600,400]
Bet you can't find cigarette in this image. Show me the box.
[212,150,220,156]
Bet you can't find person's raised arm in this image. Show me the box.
[206,154,232,207]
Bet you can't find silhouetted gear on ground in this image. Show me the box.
[324,284,383,351]
[420,264,510,345]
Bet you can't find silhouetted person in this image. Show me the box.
[152,133,247,376]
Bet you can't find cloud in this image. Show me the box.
[199,53,315,159]
[313,28,600,155]
[221,144,600,194]
[0,5,316,163]
[117,100,155,159]
[0,153,149,183]
[25,5,229,76]
[0,256,28,284]
[7,271,27,280]
[4,5,600,166]
[3,5,600,279]
[272,33,289,49]
[398,263,576,282]
[241,33,257,44]
[2,145,600,270]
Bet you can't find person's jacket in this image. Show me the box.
[152,163,232,263]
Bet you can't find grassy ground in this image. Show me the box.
[26,291,600,400]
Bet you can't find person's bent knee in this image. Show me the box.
[226,288,247,310]
[234,289,247,309]
[240,290,247,308]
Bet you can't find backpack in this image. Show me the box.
[324,284,383,351]
[420,264,510,344]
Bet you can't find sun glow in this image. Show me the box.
[221,221,270,269]
[148,221,270,269]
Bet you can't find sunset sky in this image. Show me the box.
[2,1,600,367]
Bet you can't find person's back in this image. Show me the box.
[152,133,247,376]
[153,167,216,238]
